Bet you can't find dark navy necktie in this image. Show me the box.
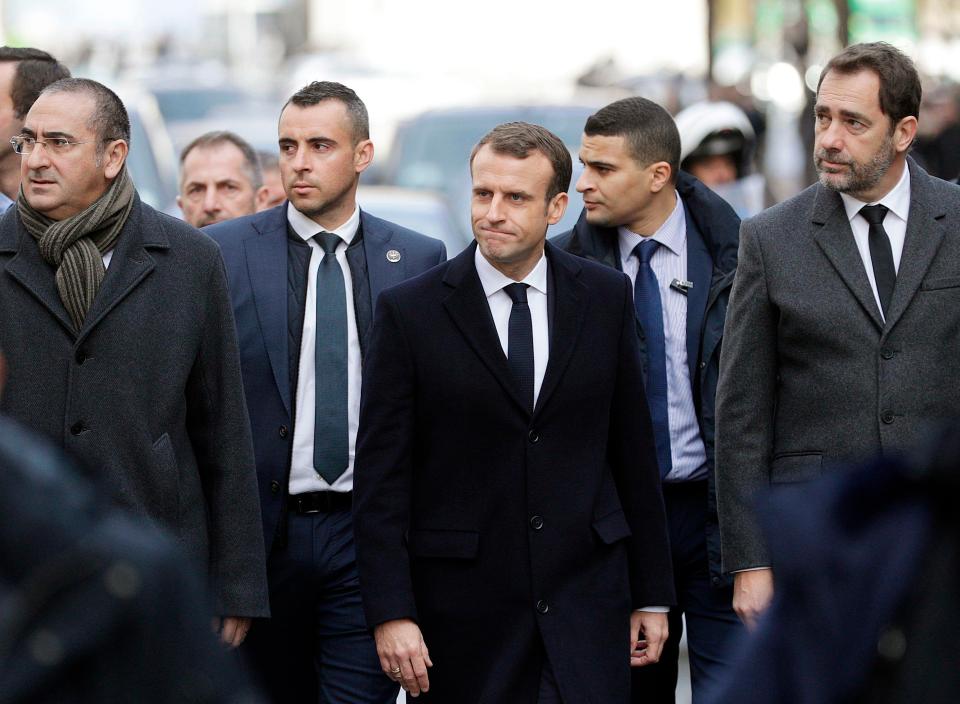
[313,232,349,484]
[504,283,535,412]
[633,239,672,478]
[860,204,896,317]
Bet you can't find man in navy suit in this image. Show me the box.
[353,122,674,703]
[554,98,744,703]
[207,81,445,704]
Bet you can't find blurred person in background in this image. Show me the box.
[912,83,960,182]
[207,81,445,704]
[0,342,259,704]
[675,101,765,218]
[257,149,286,210]
[0,47,70,210]
[0,78,269,648]
[556,97,744,703]
[715,42,960,631]
[177,130,268,228]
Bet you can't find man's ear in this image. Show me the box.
[102,139,128,179]
[354,139,374,174]
[648,161,673,193]
[546,191,569,226]
[893,116,918,155]
[255,185,271,211]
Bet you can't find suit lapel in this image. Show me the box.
[810,185,885,331]
[77,200,159,344]
[534,243,587,415]
[684,207,712,383]
[3,218,76,336]
[442,244,531,414]
[245,212,291,415]
[883,163,947,334]
[361,211,407,305]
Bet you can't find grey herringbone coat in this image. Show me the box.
[0,195,268,617]
[715,158,960,572]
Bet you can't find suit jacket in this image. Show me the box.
[715,158,960,572]
[353,242,675,704]
[205,204,446,553]
[0,196,268,617]
[553,171,740,585]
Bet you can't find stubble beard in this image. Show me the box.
[815,132,896,199]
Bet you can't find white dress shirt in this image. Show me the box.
[288,204,362,494]
[839,163,911,320]
[618,193,708,484]
[474,247,549,406]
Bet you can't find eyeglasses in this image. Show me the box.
[10,135,95,155]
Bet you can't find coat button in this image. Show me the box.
[699,361,707,369]
[528,430,540,444]
[70,422,86,436]
[530,515,544,531]
[877,627,907,662]
[279,425,289,438]
[270,480,281,494]
[75,349,88,365]
[536,600,549,614]
[881,411,895,424]
[880,349,895,360]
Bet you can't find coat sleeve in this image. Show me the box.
[714,218,779,572]
[185,250,269,617]
[608,275,676,608]
[353,288,420,627]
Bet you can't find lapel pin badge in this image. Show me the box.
[386,249,402,263]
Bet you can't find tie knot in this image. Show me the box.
[504,282,529,304]
[860,204,889,226]
[632,238,660,265]
[316,232,340,255]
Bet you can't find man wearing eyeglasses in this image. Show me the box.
[0,47,69,210]
[0,78,269,647]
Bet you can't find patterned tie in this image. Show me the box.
[313,232,349,484]
[633,239,672,478]
[504,283,535,412]
[860,204,896,317]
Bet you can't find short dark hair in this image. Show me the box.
[0,46,70,119]
[584,97,681,182]
[179,131,263,189]
[470,122,572,201]
[41,78,131,150]
[283,81,369,144]
[818,42,921,128]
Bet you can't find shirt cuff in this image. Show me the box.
[635,606,670,613]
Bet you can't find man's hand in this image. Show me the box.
[630,611,668,667]
[733,568,774,630]
[374,618,432,697]
[213,616,251,648]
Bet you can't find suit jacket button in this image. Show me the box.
[699,361,707,369]
[270,480,281,494]
[528,430,540,444]
[70,422,86,436]
[536,600,549,614]
[279,425,289,438]
[530,515,544,531]
[880,348,895,360]
[881,412,895,424]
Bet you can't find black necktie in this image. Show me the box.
[504,283,534,412]
[313,232,348,485]
[633,239,672,478]
[860,204,896,317]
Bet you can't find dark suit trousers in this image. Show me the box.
[243,506,397,704]
[631,481,743,704]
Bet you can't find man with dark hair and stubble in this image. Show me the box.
[352,121,674,703]
[177,130,269,228]
[0,47,69,209]
[0,77,269,650]
[715,42,960,630]
[554,96,744,703]
[207,81,446,703]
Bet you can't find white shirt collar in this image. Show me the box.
[617,190,685,263]
[286,203,361,245]
[840,161,911,223]
[474,246,548,298]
